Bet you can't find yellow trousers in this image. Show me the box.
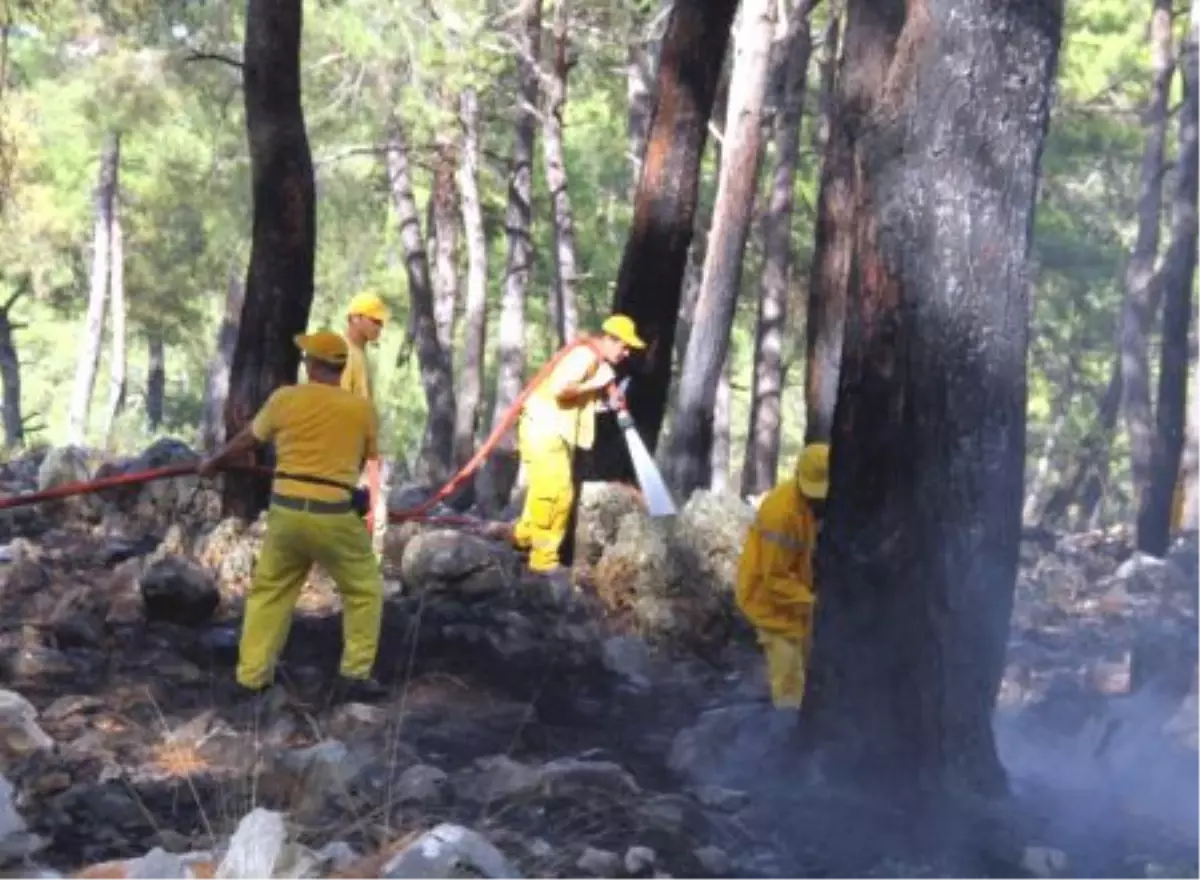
[513,424,575,572]
[758,628,813,709]
[238,504,384,689]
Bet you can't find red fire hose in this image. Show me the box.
[0,337,604,528]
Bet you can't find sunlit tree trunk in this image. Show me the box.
[665,0,777,497]
[385,118,457,485]
[146,331,165,432]
[103,206,126,444]
[223,0,316,519]
[1120,0,1176,519]
[68,132,120,446]
[479,0,541,512]
[454,88,489,468]
[1138,27,1198,554]
[428,134,459,354]
[743,0,814,495]
[201,267,244,449]
[543,0,580,347]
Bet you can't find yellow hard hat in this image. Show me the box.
[795,442,830,500]
[601,313,646,350]
[347,291,389,324]
[294,331,349,366]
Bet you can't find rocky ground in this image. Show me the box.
[0,440,1194,878]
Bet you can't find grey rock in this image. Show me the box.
[601,636,654,689]
[380,823,521,879]
[0,690,54,760]
[538,758,640,797]
[577,847,621,877]
[456,755,541,803]
[216,808,286,878]
[401,530,511,596]
[395,764,450,804]
[692,846,730,876]
[689,784,750,812]
[624,846,656,875]
[139,555,220,626]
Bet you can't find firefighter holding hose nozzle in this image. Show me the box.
[510,314,646,576]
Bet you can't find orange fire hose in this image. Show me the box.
[0,337,604,529]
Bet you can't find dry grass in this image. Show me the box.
[147,741,211,778]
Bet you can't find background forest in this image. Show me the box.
[0,0,1195,533]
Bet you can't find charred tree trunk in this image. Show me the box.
[0,290,24,448]
[1137,29,1198,554]
[800,0,1062,808]
[223,0,316,519]
[454,89,489,468]
[201,268,245,449]
[743,0,814,495]
[68,132,119,446]
[428,135,459,354]
[1120,0,1176,518]
[479,0,541,512]
[591,0,739,482]
[665,0,777,497]
[543,0,580,347]
[385,118,457,485]
[103,205,126,444]
[627,42,654,196]
[146,331,165,431]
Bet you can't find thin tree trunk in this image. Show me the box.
[1138,28,1198,554]
[800,0,1062,809]
[593,0,740,483]
[454,89,489,469]
[710,351,732,492]
[543,0,580,347]
[68,131,120,446]
[146,332,165,432]
[666,0,778,498]
[385,118,457,485]
[0,290,24,448]
[104,204,126,444]
[1183,356,1200,532]
[743,0,814,496]
[223,0,316,519]
[479,0,542,512]
[811,3,841,154]
[428,135,459,354]
[201,267,245,449]
[1120,0,1176,516]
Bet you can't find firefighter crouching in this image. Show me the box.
[512,314,646,574]
[735,443,829,709]
[198,331,388,704]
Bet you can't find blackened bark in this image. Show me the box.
[428,136,459,354]
[1120,0,1176,518]
[743,0,814,495]
[103,205,126,444]
[147,332,165,431]
[665,0,777,497]
[68,131,119,445]
[223,0,316,519]
[454,89,489,468]
[201,268,244,449]
[591,0,739,483]
[800,0,1063,803]
[385,118,457,485]
[1137,29,1198,555]
[479,0,541,512]
[0,290,24,447]
[543,0,580,347]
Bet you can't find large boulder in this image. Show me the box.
[35,446,101,522]
[400,529,517,597]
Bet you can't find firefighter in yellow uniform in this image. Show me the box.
[513,314,646,572]
[199,331,388,704]
[341,291,389,536]
[735,442,829,709]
